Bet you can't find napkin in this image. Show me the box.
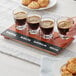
[40,56,76,76]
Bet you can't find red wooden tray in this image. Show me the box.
[1,24,74,55]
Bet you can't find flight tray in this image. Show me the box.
[1,25,74,55]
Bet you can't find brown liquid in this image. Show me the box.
[40,20,54,35]
[27,16,41,30]
[73,74,76,76]
[14,12,27,26]
[58,21,72,35]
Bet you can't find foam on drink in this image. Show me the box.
[40,20,54,28]
[27,16,41,23]
[58,21,72,29]
[14,12,27,19]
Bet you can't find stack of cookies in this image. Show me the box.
[22,0,49,9]
[61,58,76,76]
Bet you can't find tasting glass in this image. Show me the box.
[13,8,27,30]
[27,14,41,34]
[57,17,74,39]
[40,17,54,39]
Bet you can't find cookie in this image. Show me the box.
[38,0,49,8]
[61,71,73,76]
[68,58,76,64]
[28,1,40,9]
[22,0,32,6]
[67,63,76,74]
[61,64,68,72]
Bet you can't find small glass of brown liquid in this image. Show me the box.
[27,14,41,34]
[13,9,27,30]
[57,17,73,39]
[40,18,54,39]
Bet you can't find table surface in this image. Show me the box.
[0,0,76,76]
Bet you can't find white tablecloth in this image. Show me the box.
[0,0,76,76]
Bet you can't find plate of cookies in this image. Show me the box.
[20,0,57,10]
[61,58,76,76]
[41,57,76,76]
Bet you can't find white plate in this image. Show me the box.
[19,0,57,10]
[40,57,75,76]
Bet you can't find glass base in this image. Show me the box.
[42,34,52,39]
[16,25,26,30]
[29,30,38,34]
[60,34,69,39]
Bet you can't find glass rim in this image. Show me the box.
[57,17,73,22]
[40,17,55,23]
[40,17,55,27]
[13,8,27,15]
[13,8,28,19]
[27,14,42,19]
[57,17,74,28]
[27,14,41,23]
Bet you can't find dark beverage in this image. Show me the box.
[27,16,41,30]
[73,74,76,76]
[58,21,72,35]
[14,12,27,26]
[40,20,54,35]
